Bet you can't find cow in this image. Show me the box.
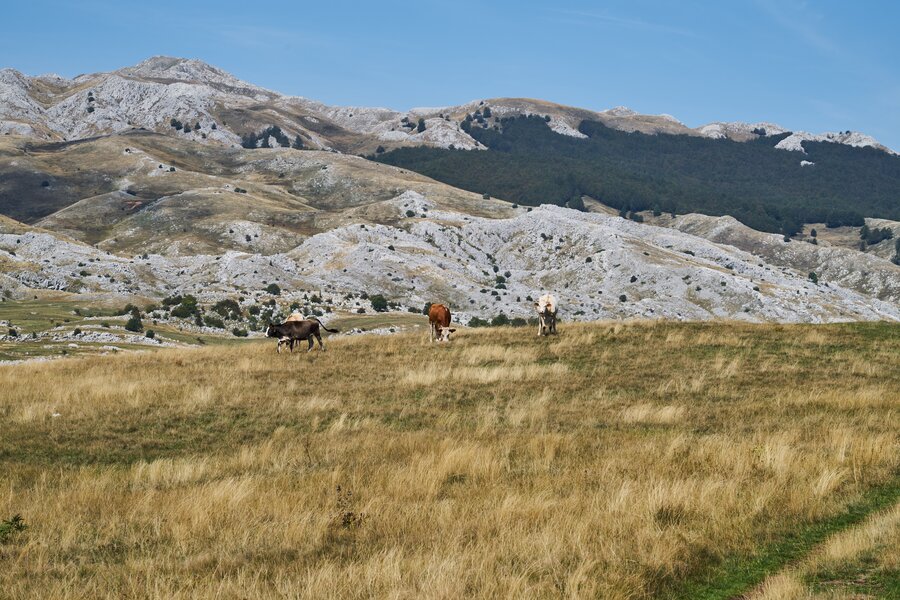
[283,311,306,350]
[534,293,558,336]
[428,303,456,342]
[266,317,339,353]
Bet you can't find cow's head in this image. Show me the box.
[265,323,277,338]
[438,326,456,342]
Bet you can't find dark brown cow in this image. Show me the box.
[266,318,339,353]
[428,303,456,342]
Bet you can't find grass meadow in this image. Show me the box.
[0,321,898,599]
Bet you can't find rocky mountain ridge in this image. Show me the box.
[2,56,895,156]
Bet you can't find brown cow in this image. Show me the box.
[428,303,456,342]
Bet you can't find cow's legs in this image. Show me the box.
[307,336,314,353]
[316,332,325,351]
[537,315,544,337]
[430,322,435,343]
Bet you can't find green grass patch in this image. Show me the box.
[668,475,900,600]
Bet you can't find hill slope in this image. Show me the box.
[374,115,900,234]
[0,132,512,253]
[2,200,898,323]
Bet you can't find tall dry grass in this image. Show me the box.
[0,321,898,599]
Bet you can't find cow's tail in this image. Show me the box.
[310,317,339,333]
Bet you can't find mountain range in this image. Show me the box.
[1,56,898,326]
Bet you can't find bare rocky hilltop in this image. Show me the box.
[2,56,894,155]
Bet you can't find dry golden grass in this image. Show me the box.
[0,321,898,599]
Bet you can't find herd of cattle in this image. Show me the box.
[265,293,559,352]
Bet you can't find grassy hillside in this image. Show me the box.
[0,132,513,255]
[1,321,898,599]
[374,115,900,235]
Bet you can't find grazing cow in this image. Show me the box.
[283,312,306,349]
[266,317,339,353]
[534,293,558,336]
[428,303,456,342]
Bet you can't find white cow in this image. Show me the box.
[534,293,558,336]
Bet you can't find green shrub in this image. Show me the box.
[125,315,143,332]
[232,328,248,337]
[203,315,225,329]
[370,295,389,312]
[491,313,510,327]
[266,283,281,296]
[145,330,155,339]
[0,515,27,543]
[170,304,194,318]
[212,299,242,319]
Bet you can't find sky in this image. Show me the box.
[2,0,898,149]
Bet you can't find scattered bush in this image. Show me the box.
[468,316,490,327]
[232,328,248,337]
[124,315,143,332]
[619,294,627,302]
[266,283,281,296]
[0,515,27,543]
[370,294,388,312]
[212,299,242,320]
[145,330,155,339]
[203,315,225,329]
[860,225,894,246]
[490,313,510,327]
[808,272,819,284]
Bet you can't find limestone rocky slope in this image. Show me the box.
[2,198,897,324]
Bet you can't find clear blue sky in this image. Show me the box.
[3,0,898,149]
